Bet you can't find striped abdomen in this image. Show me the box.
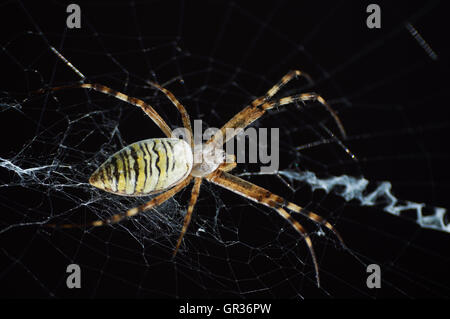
[89,138,193,196]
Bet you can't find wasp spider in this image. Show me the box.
[42,71,347,286]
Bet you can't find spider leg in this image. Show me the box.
[219,162,237,173]
[35,83,173,138]
[250,70,313,107]
[47,176,193,229]
[207,170,345,286]
[207,92,345,148]
[259,93,346,138]
[146,81,194,148]
[173,177,202,256]
[276,207,320,287]
[208,170,344,245]
[218,154,237,172]
[285,202,345,245]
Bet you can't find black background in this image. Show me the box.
[1,0,449,299]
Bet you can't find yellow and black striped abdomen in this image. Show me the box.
[89,138,193,196]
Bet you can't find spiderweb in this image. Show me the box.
[1,0,449,298]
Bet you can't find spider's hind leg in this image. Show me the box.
[46,177,193,229]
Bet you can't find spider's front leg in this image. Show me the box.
[218,154,237,172]
[206,170,345,287]
[206,70,346,148]
[251,70,313,107]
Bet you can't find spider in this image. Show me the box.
[41,70,347,286]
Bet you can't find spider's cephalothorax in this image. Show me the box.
[44,71,348,286]
[191,143,226,177]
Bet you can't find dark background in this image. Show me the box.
[0,0,449,299]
